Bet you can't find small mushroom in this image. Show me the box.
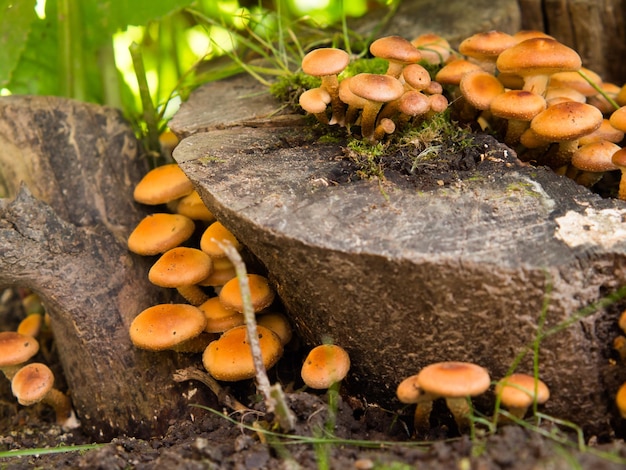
[611,147,626,200]
[410,33,451,65]
[203,325,283,381]
[198,296,245,334]
[369,36,422,79]
[301,48,350,125]
[299,87,332,125]
[416,361,491,431]
[348,73,405,141]
[218,274,275,313]
[490,90,546,145]
[127,213,195,256]
[133,163,194,206]
[149,247,214,305]
[495,373,550,420]
[11,362,73,425]
[257,312,293,346]
[200,221,241,259]
[569,140,620,187]
[616,382,626,419]
[129,303,209,353]
[300,344,350,389]
[458,30,516,73]
[0,331,40,380]
[530,101,603,170]
[396,373,435,434]
[175,190,215,223]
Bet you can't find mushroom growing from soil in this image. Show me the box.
[369,35,422,79]
[300,344,351,390]
[129,303,209,353]
[416,361,491,431]
[495,373,550,420]
[202,325,283,381]
[530,101,603,170]
[299,87,332,125]
[489,89,546,145]
[569,140,620,187]
[0,331,40,380]
[348,73,405,141]
[301,47,350,125]
[11,362,73,425]
[127,213,196,256]
[148,246,214,305]
[218,273,275,313]
[396,373,434,434]
[496,37,582,96]
[133,163,194,206]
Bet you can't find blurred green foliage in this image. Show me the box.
[0,0,392,155]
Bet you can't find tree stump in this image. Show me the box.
[0,96,201,440]
[171,75,626,436]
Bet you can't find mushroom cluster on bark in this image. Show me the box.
[298,31,626,199]
[126,148,304,400]
[299,34,450,142]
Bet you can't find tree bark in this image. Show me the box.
[0,96,198,440]
[519,0,626,84]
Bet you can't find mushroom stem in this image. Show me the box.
[42,388,73,423]
[321,76,346,126]
[413,398,434,434]
[177,285,210,306]
[444,396,473,431]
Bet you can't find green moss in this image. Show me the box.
[269,72,321,109]
[199,155,227,164]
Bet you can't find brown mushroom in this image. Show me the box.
[299,87,332,125]
[148,246,213,305]
[496,38,582,96]
[348,73,405,141]
[127,213,195,256]
[490,90,546,145]
[11,362,73,424]
[202,325,283,381]
[129,303,209,352]
[495,373,550,420]
[458,30,516,73]
[301,48,350,125]
[530,101,603,170]
[218,274,275,313]
[0,331,40,380]
[133,163,194,205]
[300,344,351,389]
[369,36,422,79]
[416,361,491,431]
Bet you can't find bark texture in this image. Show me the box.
[518,0,626,83]
[172,75,626,436]
[0,96,199,440]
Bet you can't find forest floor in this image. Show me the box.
[2,288,626,470]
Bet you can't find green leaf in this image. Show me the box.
[0,0,37,87]
[85,0,196,39]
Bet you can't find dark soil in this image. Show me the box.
[2,288,626,469]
